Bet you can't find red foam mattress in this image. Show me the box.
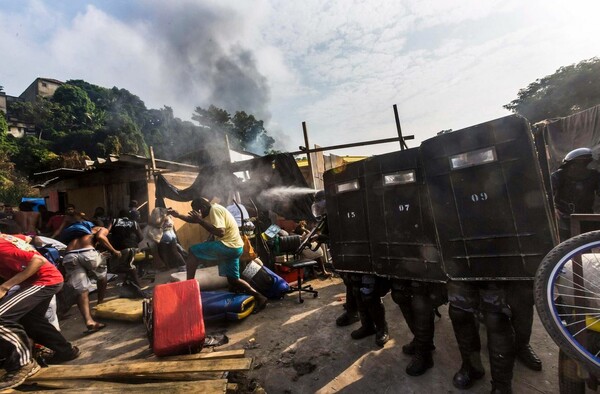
[152,279,205,356]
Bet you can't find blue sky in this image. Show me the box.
[1,0,599,156]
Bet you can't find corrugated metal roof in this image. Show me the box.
[32,154,200,188]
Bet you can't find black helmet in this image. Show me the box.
[312,189,326,217]
[314,189,325,201]
[563,148,593,163]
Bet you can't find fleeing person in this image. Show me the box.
[0,233,79,390]
[128,200,141,223]
[51,204,77,239]
[169,197,267,311]
[14,201,41,236]
[60,214,121,333]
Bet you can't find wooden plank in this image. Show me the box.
[155,349,245,361]
[23,380,227,393]
[227,382,239,393]
[129,372,224,381]
[28,358,252,381]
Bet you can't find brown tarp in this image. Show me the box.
[535,104,600,173]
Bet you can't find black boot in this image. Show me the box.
[485,312,515,394]
[351,312,376,340]
[402,339,416,355]
[508,283,540,371]
[403,339,436,355]
[490,381,513,394]
[336,310,360,327]
[516,344,542,371]
[370,300,389,347]
[406,351,433,376]
[375,323,389,347]
[453,357,485,389]
[449,305,485,389]
[351,324,376,339]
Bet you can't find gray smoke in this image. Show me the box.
[114,2,271,123]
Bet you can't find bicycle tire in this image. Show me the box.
[535,230,600,377]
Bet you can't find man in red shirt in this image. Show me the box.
[0,234,77,389]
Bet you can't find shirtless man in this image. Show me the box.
[14,202,41,236]
[60,216,121,333]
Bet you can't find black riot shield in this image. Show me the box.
[364,148,446,282]
[324,160,373,274]
[421,115,557,280]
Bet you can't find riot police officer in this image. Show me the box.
[311,190,388,344]
[551,147,600,241]
[335,273,360,326]
[349,274,390,347]
[391,279,446,376]
[448,282,514,394]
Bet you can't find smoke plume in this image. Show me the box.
[117,1,272,123]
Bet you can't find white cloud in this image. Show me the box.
[2,0,600,157]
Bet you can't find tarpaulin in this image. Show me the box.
[535,104,600,173]
[155,153,315,221]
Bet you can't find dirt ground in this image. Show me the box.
[52,271,560,394]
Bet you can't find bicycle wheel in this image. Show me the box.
[535,230,600,377]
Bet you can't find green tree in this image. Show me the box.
[52,84,99,131]
[12,136,59,176]
[192,105,275,154]
[192,105,233,130]
[505,57,600,123]
[0,150,39,205]
[232,111,275,154]
[0,111,7,133]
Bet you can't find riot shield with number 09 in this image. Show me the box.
[421,115,557,280]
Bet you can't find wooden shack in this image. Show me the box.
[34,154,204,249]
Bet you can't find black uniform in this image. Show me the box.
[349,274,390,347]
[391,279,446,375]
[447,281,514,393]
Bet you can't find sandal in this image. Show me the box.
[84,322,106,335]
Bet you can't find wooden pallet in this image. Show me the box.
[18,349,251,393]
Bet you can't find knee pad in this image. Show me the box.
[484,311,511,333]
[391,287,410,307]
[449,304,472,325]
[412,293,432,315]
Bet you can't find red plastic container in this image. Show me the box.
[152,279,205,356]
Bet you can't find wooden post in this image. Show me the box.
[149,146,157,175]
[393,104,408,150]
[302,122,315,188]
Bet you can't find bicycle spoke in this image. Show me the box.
[558,312,600,317]
[555,303,600,311]
[559,261,600,295]
[553,287,600,303]
[569,315,600,342]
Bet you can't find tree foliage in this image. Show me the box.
[192,105,275,154]
[2,79,276,180]
[505,57,600,123]
[0,111,7,134]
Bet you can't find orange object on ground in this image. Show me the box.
[152,279,205,356]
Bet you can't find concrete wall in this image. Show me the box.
[20,78,62,102]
